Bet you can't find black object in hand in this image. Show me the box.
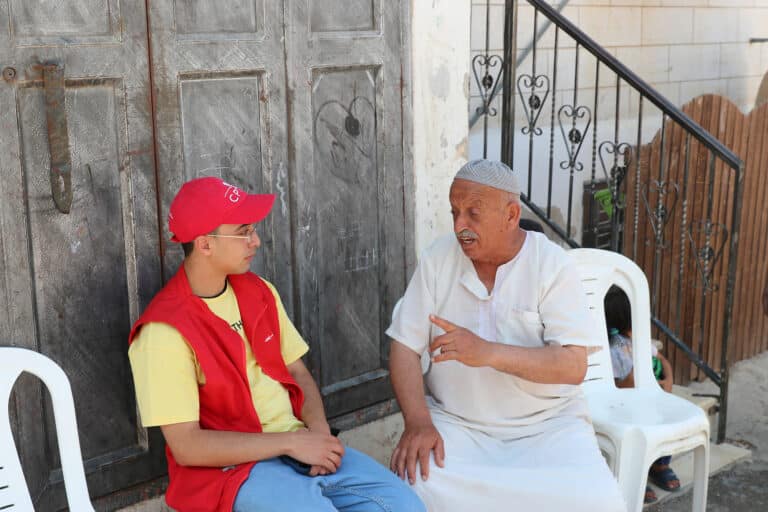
[279,455,312,475]
[279,428,341,475]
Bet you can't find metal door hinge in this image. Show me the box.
[42,62,73,214]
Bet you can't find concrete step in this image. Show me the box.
[671,384,718,416]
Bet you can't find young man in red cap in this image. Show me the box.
[128,177,424,512]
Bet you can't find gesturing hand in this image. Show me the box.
[429,315,493,367]
[390,419,445,484]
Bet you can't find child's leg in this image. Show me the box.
[649,456,680,491]
[233,458,337,512]
[233,449,424,512]
[321,447,425,512]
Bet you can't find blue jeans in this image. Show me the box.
[233,447,425,512]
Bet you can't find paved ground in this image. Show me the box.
[647,460,768,511]
[647,351,768,511]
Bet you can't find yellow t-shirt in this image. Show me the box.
[129,280,308,432]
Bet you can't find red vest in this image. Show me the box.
[128,267,305,512]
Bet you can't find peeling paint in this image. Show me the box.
[454,137,468,160]
[413,0,472,252]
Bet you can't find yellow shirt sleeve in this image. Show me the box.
[128,322,202,427]
[128,279,308,429]
[263,281,309,365]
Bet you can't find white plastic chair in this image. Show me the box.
[0,347,95,511]
[571,249,709,512]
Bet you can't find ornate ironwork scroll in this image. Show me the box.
[688,220,728,292]
[472,54,504,118]
[517,73,550,135]
[641,180,679,249]
[558,104,591,172]
[598,141,633,211]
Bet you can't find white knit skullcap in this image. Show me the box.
[454,159,520,194]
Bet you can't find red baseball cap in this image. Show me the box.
[168,177,275,243]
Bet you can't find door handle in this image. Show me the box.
[42,62,73,214]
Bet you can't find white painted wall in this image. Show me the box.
[412,0,473,252]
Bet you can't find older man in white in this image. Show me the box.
[387,160,625,511]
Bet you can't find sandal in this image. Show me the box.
[644,485,658,504]
[648,464,681,492]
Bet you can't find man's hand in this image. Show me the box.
[390,418,445,484]
[288,429,345,475]
[429,315,493,367]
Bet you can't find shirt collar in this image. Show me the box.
[457,232,530,300]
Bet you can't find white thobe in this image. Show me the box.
[386,232,626,512]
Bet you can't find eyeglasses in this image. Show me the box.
[207,225,259,242]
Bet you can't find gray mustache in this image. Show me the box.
[456,229,478,240]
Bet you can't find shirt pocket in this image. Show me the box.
[496,306,545,348]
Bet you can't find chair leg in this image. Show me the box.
[690,442,709,512]
[615,444,651,512]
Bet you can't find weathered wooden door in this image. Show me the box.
[0,0,165,509]
[147,0,295,301]
[0,0,408,507]
[150,0,409,420]
[285,1,408,419]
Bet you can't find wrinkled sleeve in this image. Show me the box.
[385,255,435,356]
[539,257,602,348]
[128,323,200,427]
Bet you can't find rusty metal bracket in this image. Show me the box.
[42,62,73,213]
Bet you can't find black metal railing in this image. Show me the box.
[470,0,570,158]
[490,0,743,443]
